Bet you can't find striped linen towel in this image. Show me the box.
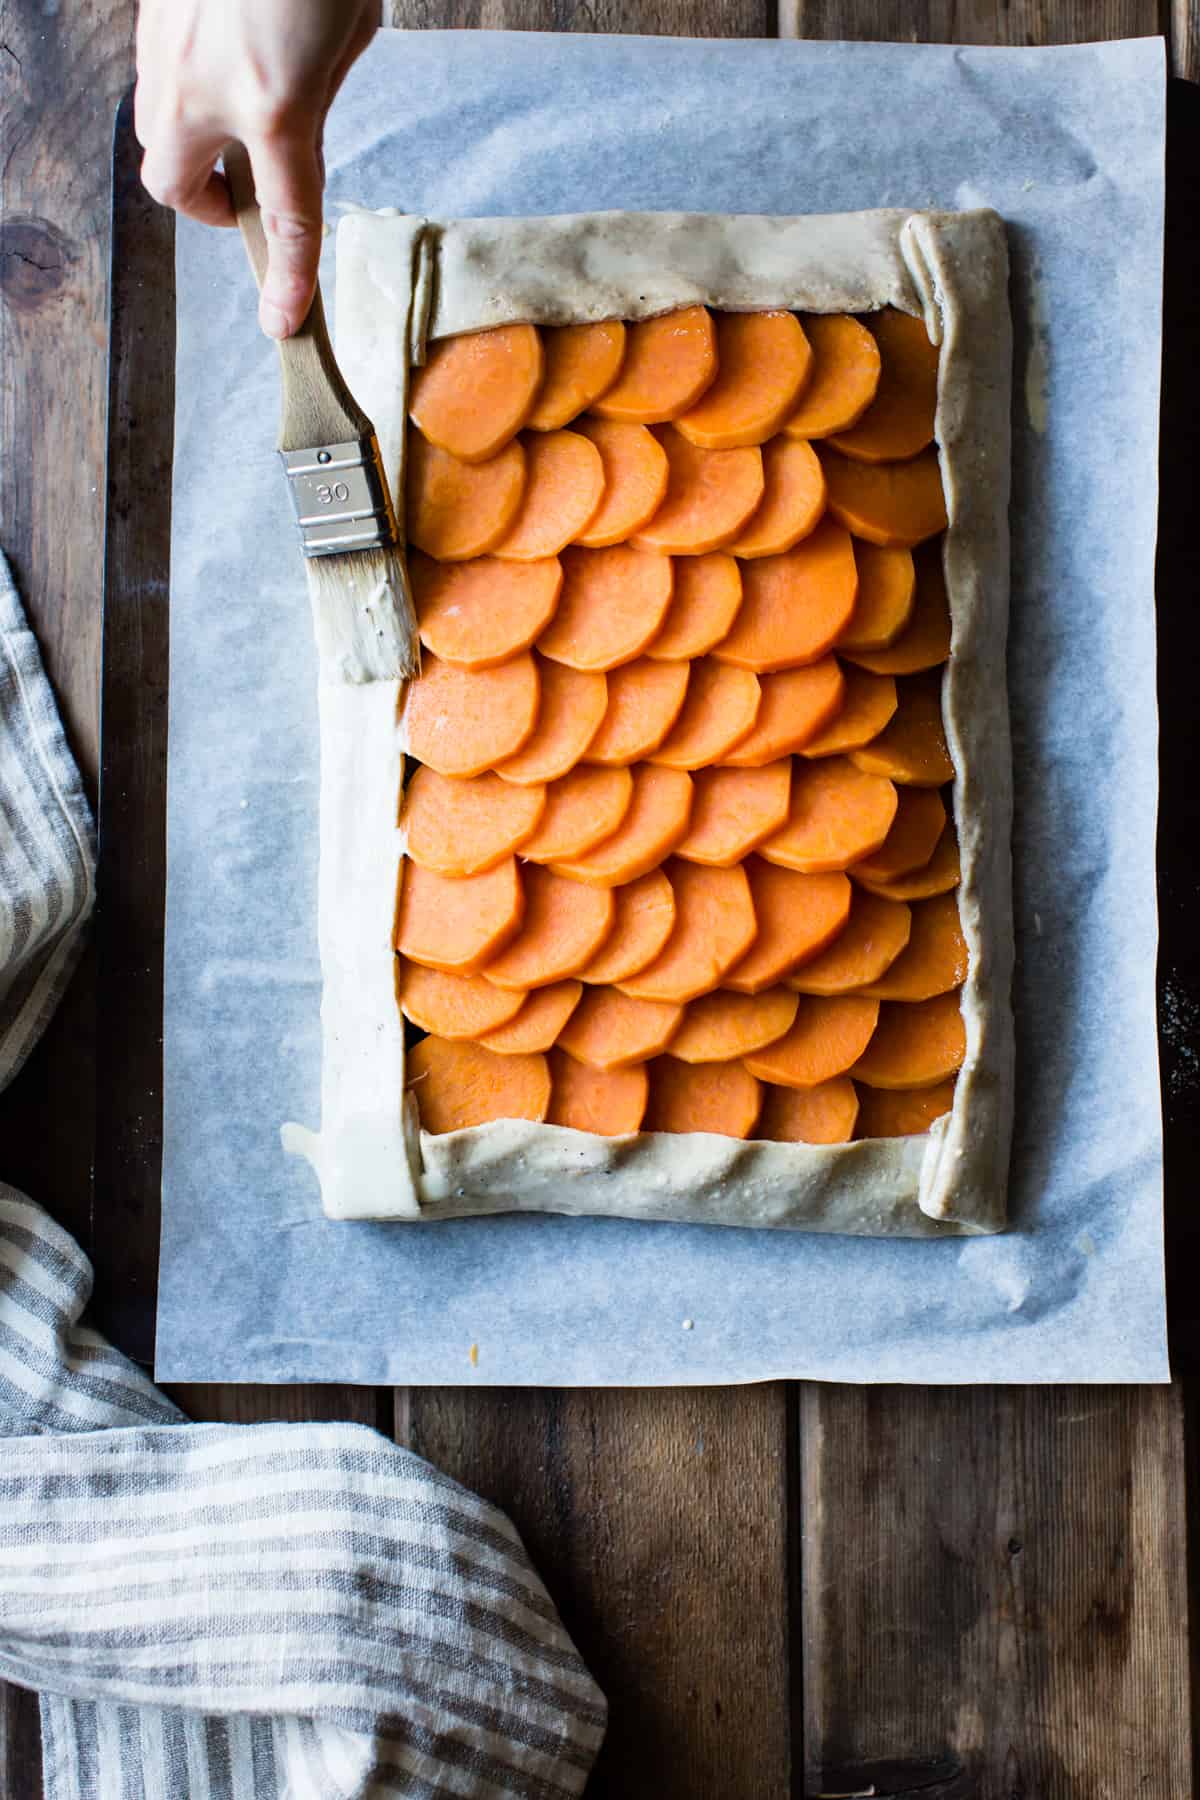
[0,551,607,1797]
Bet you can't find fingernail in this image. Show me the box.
[260,301,288,339]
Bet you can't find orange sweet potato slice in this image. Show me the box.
[644,1057,762,1138]
[675,312,813,449]
[845,540,951,675]
[745,994,879,1088]
[574,419,670,547]
[784,315,882,439]
[669,987,799,1063]
[491,430,605,560]
[479,979,583,1053]
[646,553,743,661]
[819,444,948,549]
[396,961,527,1039]
[675,762,792,867]
[852,786,946,883]
[724,861,852,994]
[724,660,845,765]
[760,757,898,874]
[557,987,684,1069]
[851,992,965,1089]
[650,660,761,769]
[406,433,527,562]
[553,765,693,887]
[576,868,677,984]
[408,324,544,463]
[757,1077,860,1144]
[410,552,562,670]
[855,1077,956,1137]
[860,891,968,1002]
[547,1049,649,1134]
[801,666,898,756]
[726,437,826,559]
[482,866,615,989]
[401,766,545,876]
[827,309,940,464]
[836,542,915,653]
[495,658,607,785]
[854,820,961,901]
[851,671,953,786]
[712,517,858,672]
[789,890,911,996]
[395,858,524,973]
[518,765,633,863]
[619,859,757,1003]
[402,651,539,778]
[406,1036,550,1133]
[538,545,674,671]
[527,322,626,431]
[583,658,691,765]
[631,429,765,555]
[591,305,718,423]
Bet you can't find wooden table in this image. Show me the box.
[2,3,1196,1794]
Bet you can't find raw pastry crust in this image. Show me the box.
[281,207,1013,1236]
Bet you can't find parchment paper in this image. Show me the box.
[156,30,1167,1385]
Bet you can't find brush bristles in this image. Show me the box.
[303,546,420,684]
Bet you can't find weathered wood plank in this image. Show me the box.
[388,1,771,32]
[169,1384,383,1428]
[1172,0,1200,76]
[782,0,1162,40]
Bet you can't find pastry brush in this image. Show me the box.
[223,141,418,682]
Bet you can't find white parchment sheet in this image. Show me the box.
[156,30,1167,1385]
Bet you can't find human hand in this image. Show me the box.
[135,0,380,338]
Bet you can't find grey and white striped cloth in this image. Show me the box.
[0,551,606,1798]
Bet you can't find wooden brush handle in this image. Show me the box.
[223,140,372,453]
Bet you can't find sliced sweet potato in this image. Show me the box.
[552,765,693,887]
[406,1036,550,1133]
[557,987,683,1069]
[845,540,951,675]
[760,757,898,874]
[801,666,898,756]
[784,314,881,439]
[406,433,527,562]
[669,987,799,1063]
[408,324,543,463]
[518,765,633,863]
[495,658,607,785]
[479,980,583,1053]
[789,890,911,995]
[676,762,793,867]
[538,545,674,671]
[827,309,939,464]
[836,542,915,653]
[854,820,960,901]
[547,1049,649,1134]
[724,660,845,765]
[726,437,826,559]
[410,551,562,670]
[584,657,691,765]
[482,865,615,989]
[527,322,626,431]
[819,444,948,549]
[631,429,765,555]
[395,858,524,973]
[401,766,545,876]
[646,553,743,661]
[491,430,605,560]
[574,418,670,547]
[860,891,968,1001]
[724,861,852,994]
[576,868,677,984]
[757,1078,859,1144]
[712,518,858,672]
[591,305,717,423]
[619,859,757,1003]
[675,312,813,449]
[851,991,965,1089]
[402,650,539,778]
[744,995,880,1088]
[644,1058,762,1138]
[650,659,761,769]
[852,786,946,883]
[396,961,526,1039]
[851,671,953,786]
[855,1077,957,1136]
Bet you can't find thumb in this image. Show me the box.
[244,132,325,339]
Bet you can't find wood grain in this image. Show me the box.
[388,1,773,31]
[781,0,1162,39]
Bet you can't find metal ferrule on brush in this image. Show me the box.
[280,437,397,558]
